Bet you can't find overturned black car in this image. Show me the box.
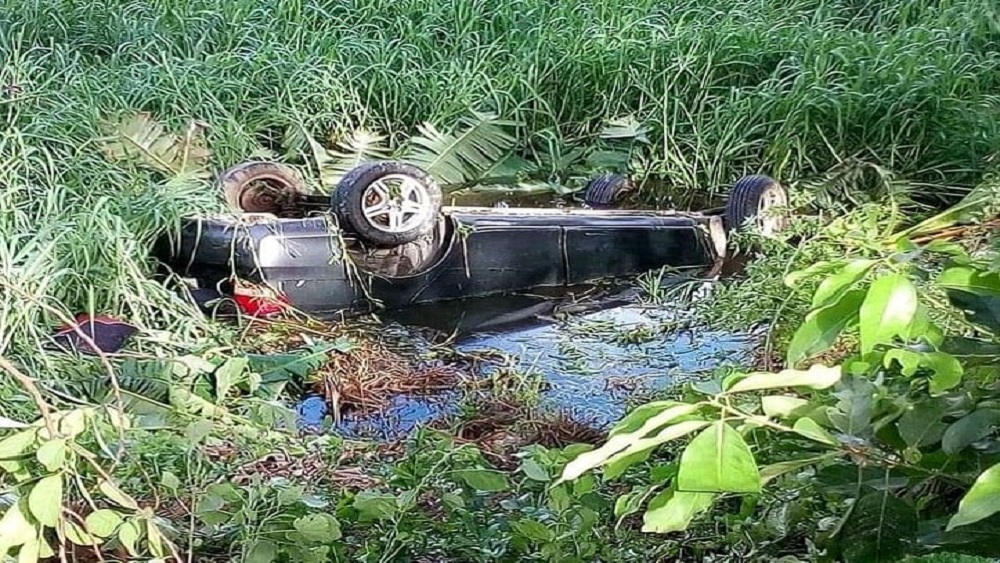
[155,160,788,317]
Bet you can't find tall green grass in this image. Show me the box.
[1,0,999,358]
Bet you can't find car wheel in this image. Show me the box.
[219,161,307,217]
[333,161,443,246]
[724,174,788,237]
[583,173,631,208]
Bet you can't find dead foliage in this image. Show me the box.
[314,338,468,419]
[435,397,605,469]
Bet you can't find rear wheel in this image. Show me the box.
[724,174,788,236]
[332,161,443,246]
[583,173,631,208]
[219,161,307,217]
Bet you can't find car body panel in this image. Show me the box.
[156,206,726,315]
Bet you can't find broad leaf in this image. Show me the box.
[641,488,715,533]
[512,518,555,542]
[677,422,761,494]
[837,491,918,562]
[452,469,510,492]
[85,509,123,538]
[213,357,247,401]
[792,417,839,446]
[352,492,398,521]
[787,290,865,366]
[0,500,37,551]
[727,364,842,394]
[784,260,847,288]
[293,513,341,543]
[859,273,918,354]
[63,520,101,546]
[828,376,877,438]
[897,401,946,448]
[760,455,836,485]
[98,479,138,510]
[559,404,700,482]
[246,540,279,563]
[812,259,877,308]
[35,440,65,472]
[948,463,1000,530]
[601,421,711,479]
[0,429,37,459]
[117,519,141,557]
[761,395,809,419]
[943,409,1000,455]
[937,266,1000,295]
[28,474,62,527]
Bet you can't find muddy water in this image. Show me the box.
[297,284,753,440]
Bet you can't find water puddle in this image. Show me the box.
[297,281,754,439]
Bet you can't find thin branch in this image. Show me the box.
[0,354,57,436]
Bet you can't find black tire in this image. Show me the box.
[332,161,443,247]
[583,173,631,208]
[724,174,788,236]
[219,161,307,217]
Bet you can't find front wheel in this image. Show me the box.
[332,161,443,246]
[724,174,788,237]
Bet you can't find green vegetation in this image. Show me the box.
[3,0,1000,561]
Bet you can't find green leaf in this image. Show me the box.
[641,489,715,533]
[859,273,918,354]
[35,440,66,472]
[84,509,123,538]
[28,474,62,527]
[17,535,39,563]
[609,400,686,436]
[898,401,946,448]
[787,290,865,365]
[0,429,37,460]
[213,357,247,401]
[828,376,877,438]
[837,491,918,562]
[676,421,761,494]
[63,520,101,546]
[597,421,710,481]
[352,492,398,521]
[812,259,877,308]
[98,479,138,510]
[784,260,846,288]
[559,404,700,483]
[0,500,37,551]
[761,395,809,419]
[246,540,279,563]
[512,518,555,542]
[160,471,181,492]
[452,469,510,492]
[937,266,1000,295]
[792,417,839,446]
[727,364,842,394]
[760,455,835,485]
[926,352,965,394]
[117,519,142,557]
[520,458,549,481]
[943,409,1000,455]
[948,463,1000,531]
[293,513,341,543]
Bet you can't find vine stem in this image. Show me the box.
[0,354,57,437]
